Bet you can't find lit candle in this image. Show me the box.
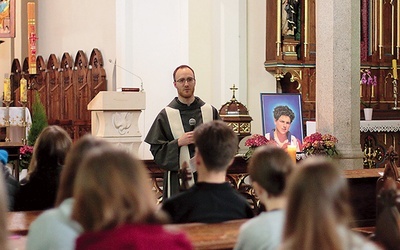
[393,59,398,80]
[20,78,27,102]
[27,2,37,74]
[287,145,297,164]
[3,77,10,102]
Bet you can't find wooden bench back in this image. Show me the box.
[9,48,107,141]
[374,146,400,249]
[376,146,400,214]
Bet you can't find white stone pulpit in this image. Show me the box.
[87,91,146,155]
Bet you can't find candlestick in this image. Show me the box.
[379,0,383,59]
[3,77,11,102]
[27,2,37,74]
[304,0,308,58]
[276,0,281,56]
[393,59,398,80]
[287,145,297,164]
[398,0,400,48]
[20,78,27,102]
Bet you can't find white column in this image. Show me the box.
[316,0,363,169]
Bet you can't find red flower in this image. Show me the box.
[302,132,338,157]
[19,145,34,170]
[245,134,270,147]
[19,145,33,155]
[243,134,272,160]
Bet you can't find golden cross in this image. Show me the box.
[230,84,238,99]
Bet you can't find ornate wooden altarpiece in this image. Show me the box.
[266,0,400,168]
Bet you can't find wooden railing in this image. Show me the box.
[146,156,387,227]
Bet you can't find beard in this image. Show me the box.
[178,87,195,99]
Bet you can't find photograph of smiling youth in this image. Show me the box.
[261,93,303,152]
[145,65,220,200]
[265,105,301,151]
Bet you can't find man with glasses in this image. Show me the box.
[145,65,220,200]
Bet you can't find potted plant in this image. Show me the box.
[360,69,378,120]
[19,92,48,171]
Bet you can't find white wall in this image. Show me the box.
[37,0,116,83]
[247,0,276,134]
[0,0,275,159]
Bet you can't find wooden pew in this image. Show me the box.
[7,212,246,250]
[7,210,42,236]
[165,219,248,250]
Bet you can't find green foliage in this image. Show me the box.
[27,91,48,146]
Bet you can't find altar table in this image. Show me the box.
[0,107,32,143]
[306,120,400,135]
[306,120,400,168]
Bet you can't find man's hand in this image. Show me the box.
[178,131,194,147]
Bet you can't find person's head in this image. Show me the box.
[55,135,109,206]
[273,105,295,136]
[282,157,353,249]
[194,120,238,172]
[248,145,293,200]
[72,146,165,232]
[173,65,196,102]
[28,125,72,177]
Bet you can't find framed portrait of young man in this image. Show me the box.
[260,93,304,152]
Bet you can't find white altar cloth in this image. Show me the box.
[306,120,400,136]
[0,107,32,142]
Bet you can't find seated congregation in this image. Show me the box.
[1,121,394,249]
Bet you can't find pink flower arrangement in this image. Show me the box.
[19,145,34,170]
[245,134,270,148]
[244,134,271,160]
[302,132,338,157]
[360,69,378,108]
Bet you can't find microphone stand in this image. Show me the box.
[108,59,144,92]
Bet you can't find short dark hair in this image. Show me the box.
[248,145,293,196]
[172,65,195,82]
[273,105,295,122]
[194,120,238,171]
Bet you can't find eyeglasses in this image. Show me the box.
[175,77,195,84]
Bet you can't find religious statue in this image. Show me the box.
[282,0,299,37]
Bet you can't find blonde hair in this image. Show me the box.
[72,146,166,232]
[282,157,353,250]
[55,135,108,206]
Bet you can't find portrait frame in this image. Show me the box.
[260,93,304,144]
[0,0,15,38]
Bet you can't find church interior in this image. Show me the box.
[1,0,400,249]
